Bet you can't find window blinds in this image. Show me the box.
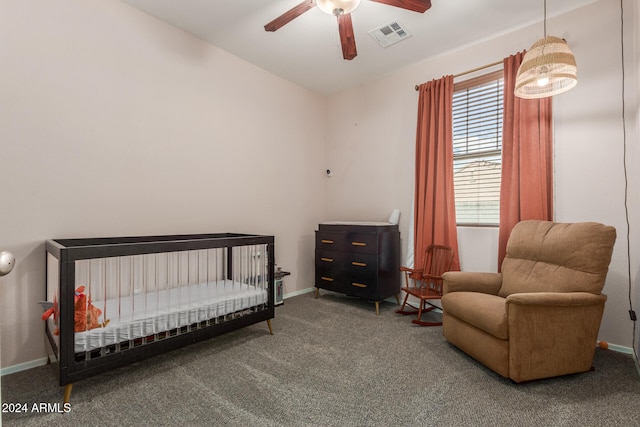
[452,74,504,226]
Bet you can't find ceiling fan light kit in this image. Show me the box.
[316,0,361,16]
[264,0,431,60]
[515,0,578,99]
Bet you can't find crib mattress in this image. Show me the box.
[74,280,267,353]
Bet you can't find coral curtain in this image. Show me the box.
[414,76,461,272]
[498,52,553,269]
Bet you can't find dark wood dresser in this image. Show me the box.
[314,222,400,314]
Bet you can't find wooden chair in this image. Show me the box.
[396,244,454,326]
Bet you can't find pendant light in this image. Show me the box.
[515,0,577,99]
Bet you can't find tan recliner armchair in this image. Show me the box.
[441,220,616,382]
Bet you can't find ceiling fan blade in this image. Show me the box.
[337,13,357,60]
[264,0,316,32]
[368,0,432,13]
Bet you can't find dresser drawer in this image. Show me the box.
[344,252,378,273]
[344,232,378,255]
[315,232,345,251]
[316,271,375,299]
[316,250,378,274]
[315,270,344,293]
[316,231,379,255]
[343,279,376,299]
[315,249,343,269]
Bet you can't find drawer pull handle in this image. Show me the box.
[321,239,335,244]
[351,262,367,267]
[351,282,367,288]
[320,257,334,262]
[321,276,334,282]
[351,242,367,247]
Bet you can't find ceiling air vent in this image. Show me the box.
[368,20,412,48]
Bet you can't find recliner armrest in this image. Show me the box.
[505,291,607,383]
[506,292,607,306]
[442,271,502,295]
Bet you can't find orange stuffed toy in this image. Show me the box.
[42,286,109,334]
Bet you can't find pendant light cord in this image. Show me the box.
[543,0,547,37]
[619,0,638,366]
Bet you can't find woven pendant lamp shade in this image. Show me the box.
[515,36,577,99]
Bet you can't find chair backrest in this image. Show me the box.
[423,244,454,279]
[498,220,616,297]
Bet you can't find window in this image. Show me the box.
[452,71,503,226]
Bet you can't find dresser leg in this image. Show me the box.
[314,287,319,299]
[395,294,400,305]
[266,319,274,335]
[375,301,380,315]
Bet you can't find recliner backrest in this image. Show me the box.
[498,220,616,297]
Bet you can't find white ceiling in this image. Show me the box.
[119,0,596,95]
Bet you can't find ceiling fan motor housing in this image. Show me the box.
[316,0,361,16]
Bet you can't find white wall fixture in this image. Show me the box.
[0,251,15,276]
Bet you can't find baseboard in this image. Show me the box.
[601,343,640,374]
[597,341,635,355]
[283,287,315,299]
[1,357,49,377]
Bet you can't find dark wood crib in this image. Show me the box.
[44,233,275,403]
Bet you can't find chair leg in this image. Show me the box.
[395,292,418,315]
[411,318,442,326]
[411,303,442,326]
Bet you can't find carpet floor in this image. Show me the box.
[2,291,640,426]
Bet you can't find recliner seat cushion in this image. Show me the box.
[441,292,508,340]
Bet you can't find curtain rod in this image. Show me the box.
[414,59,504,91]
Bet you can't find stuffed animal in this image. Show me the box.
[84,293,107,330]
[40,297,59,335]
[42,286,109,334]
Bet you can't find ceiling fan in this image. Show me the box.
[264,0,432,60]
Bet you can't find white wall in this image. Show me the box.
[0,0,326,368]
[626,0,640,359]
[326,0,639,349]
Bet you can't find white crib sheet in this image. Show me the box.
[74,279,268,353]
